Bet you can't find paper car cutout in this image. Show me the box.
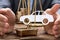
[20,11,54,25]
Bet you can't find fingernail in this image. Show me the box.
[55,35,58,37]
[54,34,60,38]
[4,23,9,29]
[0,32,4,36]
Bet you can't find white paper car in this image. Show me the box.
[20,11,54,25]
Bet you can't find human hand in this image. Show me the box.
[44,4,60,37]
[0,8,15,35]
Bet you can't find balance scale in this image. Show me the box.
[16,0,54,36]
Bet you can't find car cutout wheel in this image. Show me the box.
[23,18,30,25]
[42,18,49,25]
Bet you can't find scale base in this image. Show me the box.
[16,28,38,37]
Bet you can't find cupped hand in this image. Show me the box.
[44,4,60,37]
[0,8,15,35]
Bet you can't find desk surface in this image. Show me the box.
[0,24,60,40]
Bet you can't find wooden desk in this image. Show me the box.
[0,24,60,40]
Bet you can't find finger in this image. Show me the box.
[0,8,8,16]
[53,25,60,37]
[0,22,9,34]
[0,22,6,28]
[0,27,4,35]
[0,27,3,32]
[0,14,8,22]
[53,25,60,32]
[3,28,8,33]
[0,8,10,15]
[3,23,9,33]
[54,17,60,25]
[0,8,15,20]
[0,14,8,27]
[52,25,59,38]
[0,8,15,16]
[0,32,4,35]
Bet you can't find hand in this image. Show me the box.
[0,8,15,35]
[44,4,60,37]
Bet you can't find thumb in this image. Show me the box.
[50,4,60,14]
[45,4,60,15]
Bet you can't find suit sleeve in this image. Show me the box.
[52,0,60,4]
[0,0,11,8]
